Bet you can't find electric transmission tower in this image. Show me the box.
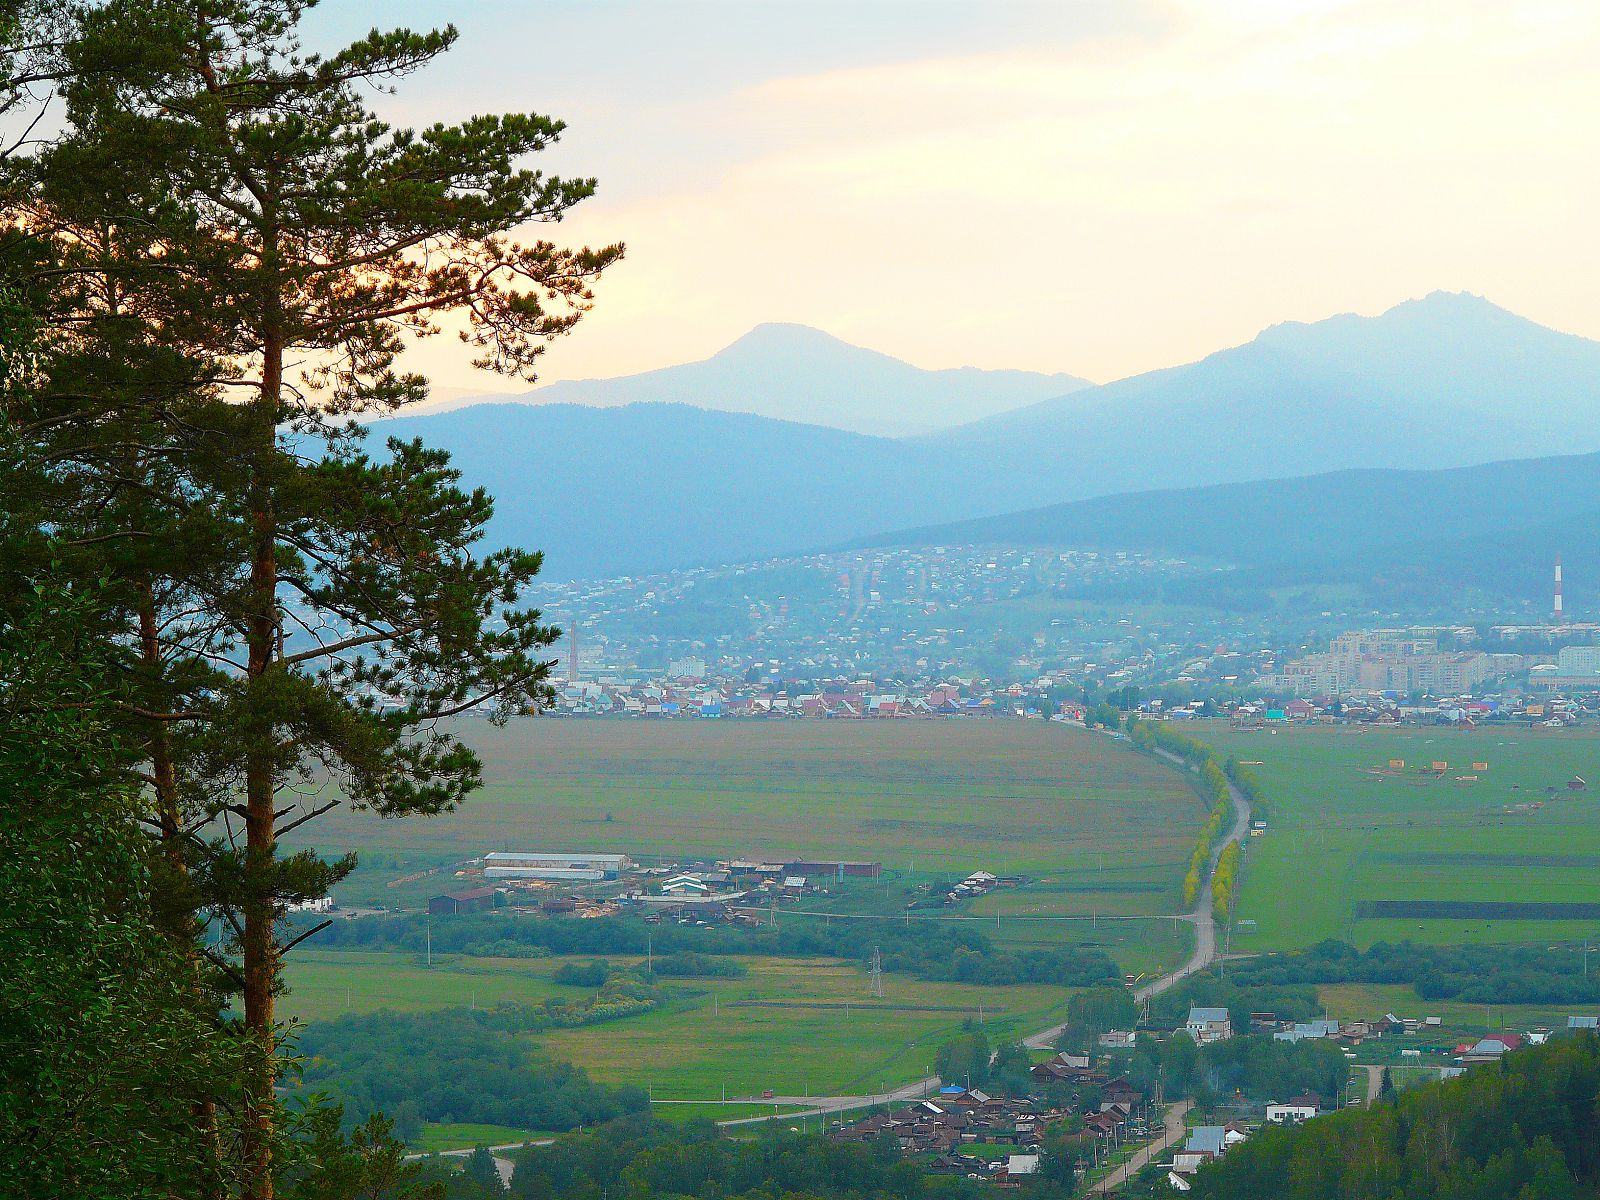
[869,947,884,998]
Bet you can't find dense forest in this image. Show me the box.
[1190,1034,1600,1200]
[303,911,1123,988]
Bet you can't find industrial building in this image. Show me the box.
[481,850,632,881]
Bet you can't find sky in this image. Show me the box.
[312,0,1600,396]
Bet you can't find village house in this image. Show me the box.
[1266,1093,1323,1124]
[1456,1033,1523,1063]
[1169,1124,1249,1190]
[1273,1018,1339,1043]
[1186,1006,1233,1043]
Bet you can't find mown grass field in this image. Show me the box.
[281,949,1075,1103]
[294,719,1205,937]
[538,954,1073,1100]
[280,949,586,1023]
[1201,723,1600,950]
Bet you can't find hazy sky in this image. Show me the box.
[313,0,1600,394]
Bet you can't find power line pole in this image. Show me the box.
[870,947,884,999]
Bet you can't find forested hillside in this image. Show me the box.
[1191,1036,1600,1200]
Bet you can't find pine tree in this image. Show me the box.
[17,4,622,1195]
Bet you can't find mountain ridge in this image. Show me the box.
[500,322,1091,437]
[369,292,1600,582]
[918,292,1600,499]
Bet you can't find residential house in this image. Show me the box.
[1266,1097,1321,1124]
[1457,1033,1523,1063]
[660,874,711,896]
[1274,1019,1340,1043]
[1186,1006,1233,1043]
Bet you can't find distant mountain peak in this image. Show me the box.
[512,323,1090,437]
[712,321,899,363]
[1254,290,1519,346]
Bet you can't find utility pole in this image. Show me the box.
[425,916,432,967]
[870,947,884,999]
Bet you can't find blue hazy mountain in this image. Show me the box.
[919,291,1600,500]
[856,449,1600,565]
[374,293,1600,580]
[374,402,954,579]
[508,322,1091,437]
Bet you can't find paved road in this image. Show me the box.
[1096,1099,1194,1193]
[1362,1064,1384,1105]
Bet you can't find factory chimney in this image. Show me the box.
[1554,554,1564,623]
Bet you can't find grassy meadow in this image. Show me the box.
[280,949,1073,1102]
[294,718,1206,929]
[1201,722,1600,950]
[537,954,1072,1100]
[280,949,584,1022]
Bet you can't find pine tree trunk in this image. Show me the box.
[240,331,282,1200]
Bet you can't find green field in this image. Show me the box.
[967,887,1196,977]
[280,949,585,1023]
[282,947,1073,1099]
[539,954,1072,1100]
[281,948,1075,1101]
[295,719,1205,927]
[1202,723,1600,950]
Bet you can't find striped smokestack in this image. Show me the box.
[1555,554,1564,622]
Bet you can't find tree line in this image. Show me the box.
[1228,938,1600,1007]
[0,3,620,1195]
[1126,719,1241,909]
[304,911,1125,988]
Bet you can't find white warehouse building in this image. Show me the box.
[481,851,632,881]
